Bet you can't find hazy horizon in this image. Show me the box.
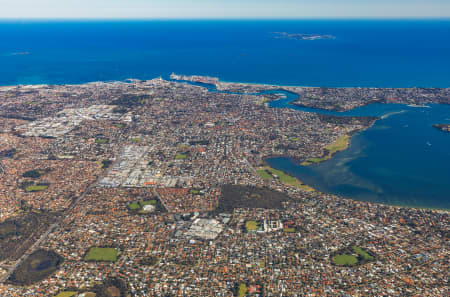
[1,0,449,19]
[1,17,450,21]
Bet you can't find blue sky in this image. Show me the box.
[0,0,449,19]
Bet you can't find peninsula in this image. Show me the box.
[170,73,450,111]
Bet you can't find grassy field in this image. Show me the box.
[128,200,156,211]
[353,246,374,261]
[54,292,77,297]
[128,202,141,210]
[95,138,109,144]
[175,154,187,160]
[84,247,118,262]
[332,246,374,266]
[25,185,48,192]
[302,134,350,165]
[256,169,272,180]
[270,168,301,185]
[332,254,358,266]
[257,167,315,192]
[140,200,156,206]
[238,283,247,297]
[245,221,258,231]
[257,97,270,105]
[112,123,125,128]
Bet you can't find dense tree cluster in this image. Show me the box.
[216,185,290,213]
[8,249,63,286]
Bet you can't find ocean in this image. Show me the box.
[1,19,450,87]
[1,19,449,208]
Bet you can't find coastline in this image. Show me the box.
[301,134,351,166]
[265,156,450,212]
[2,75,448,211]
[4,72,449,93]
[257,165,316,192]
[170,73,450,111]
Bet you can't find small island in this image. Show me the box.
[272,32,336,41]
[433,124,450,133]
[10,52,30,56]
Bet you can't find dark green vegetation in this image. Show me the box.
[84,247,118,262]
[0,148,17,158]
[22,168,51,179]
[140,255,159,266]
[112,106,128,114]
[22,169,41,178]
[318,114,378,126]
[19,180,34,190]
[0,212,58,261]
[188,140,210,146]
[101,160,113,169]
[9,249,63,285]
[217,185,290,212]
[111,94,150,107]
[0,221,18,239]
[91,278,129,297]
[331,246,375,267]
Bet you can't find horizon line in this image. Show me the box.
[1,17,450,21]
